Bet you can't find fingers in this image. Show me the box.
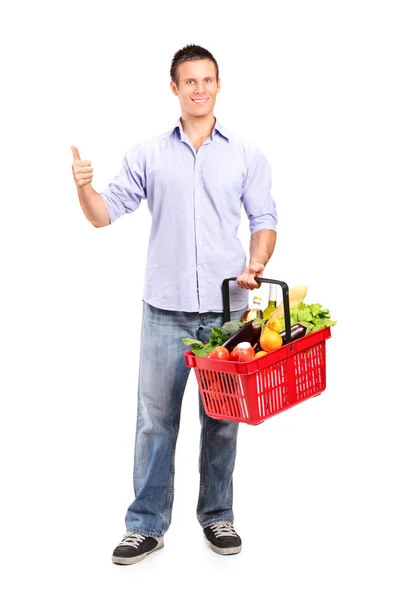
[247,262,263,289]
[74,173,93,187]
[71,145,93,188]
[236,273,253,290]
[241,278,261,290]
[236,273,247,289]
[236,271,262,290]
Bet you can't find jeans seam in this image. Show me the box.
[161,370,188,533]
[196,403,206,518]
[161,423,180,533]
[133,407,142,494]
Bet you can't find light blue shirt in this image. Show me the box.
[99,117,277,313]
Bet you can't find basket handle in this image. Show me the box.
[222,277,292,343]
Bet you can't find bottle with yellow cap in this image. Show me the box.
[240,295,264,323]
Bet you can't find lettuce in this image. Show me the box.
[280,302,336,334]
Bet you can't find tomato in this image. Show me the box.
[230,342,255,362]
[207,346,230,360]
[229,346,240,361]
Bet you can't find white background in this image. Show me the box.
[1,0,399,598]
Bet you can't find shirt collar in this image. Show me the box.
[172,117,230,142]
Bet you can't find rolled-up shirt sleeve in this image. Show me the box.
[99,143,146,224]
[242,145,277,234]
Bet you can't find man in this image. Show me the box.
[71,44,277,565]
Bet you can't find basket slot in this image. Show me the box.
[255,359,289,417]
[293,342,326,400]
[218,373,234,417]
[221,372,240,418]
[236,377,249,420]
[209,370,223,415]
[256,371,267,418]
[195,369,248,419]
[197,369,249,420]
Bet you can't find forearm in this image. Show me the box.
[249,229,277,267]
[77,185,110,228]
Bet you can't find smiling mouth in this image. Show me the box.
[192,98,209,104]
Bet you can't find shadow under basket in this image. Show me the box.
[185,326,331,426]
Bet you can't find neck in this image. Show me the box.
[179,114,216,139]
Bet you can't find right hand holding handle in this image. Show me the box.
[71,145,93,188]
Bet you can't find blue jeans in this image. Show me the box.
[125,300,247,536]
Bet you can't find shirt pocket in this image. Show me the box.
[205,160,244,198]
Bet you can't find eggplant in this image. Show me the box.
[279,324,307,345]
[222,319,262,352]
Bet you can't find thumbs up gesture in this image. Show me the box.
[71,145,93,188]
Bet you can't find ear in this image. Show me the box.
[170,80,179,96]
[217,78,221,94]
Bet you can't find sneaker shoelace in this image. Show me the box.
[210,522,238,538]
[119,532,146,548]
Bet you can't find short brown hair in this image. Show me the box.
[170,44,219,87]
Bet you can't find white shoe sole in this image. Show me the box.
[112,538,164,565]
[206,538,242,555]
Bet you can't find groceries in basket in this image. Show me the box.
[182,319,261,357]
[184,277,336,425]
[182,283,336,362]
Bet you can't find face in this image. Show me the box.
[170,59,220,119]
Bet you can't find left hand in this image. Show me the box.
[236,261,264,290]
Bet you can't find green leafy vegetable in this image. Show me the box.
[279,302,337,334]
[209,327,225,347]
[181,338,205,350]
[181,338,214,357]
[192,343,214,357]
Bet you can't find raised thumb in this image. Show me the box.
[70,145,81,161]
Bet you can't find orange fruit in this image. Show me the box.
[267,319,283,333]
[253,350,268,359]
[260,327,283,352]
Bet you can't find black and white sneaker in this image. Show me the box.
[112,532,164,565]
[203,522,242,555]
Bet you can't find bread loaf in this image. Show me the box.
[267,284,308,322]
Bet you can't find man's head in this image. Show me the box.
[170,44,220,119]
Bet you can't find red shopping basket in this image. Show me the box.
[184,277,332,425]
